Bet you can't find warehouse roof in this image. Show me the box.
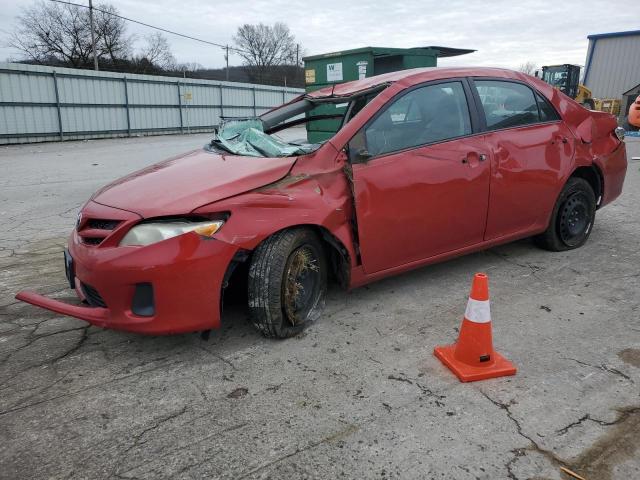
[587,29,640,40]
[623,83,640,96]
[303,46,474,61]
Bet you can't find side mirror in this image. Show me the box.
[347,129,371,163]
[356,147,372,162]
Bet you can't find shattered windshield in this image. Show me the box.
[211,118,318,158]
[208,85,387,158]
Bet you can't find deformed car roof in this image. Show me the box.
[306,67,533,99]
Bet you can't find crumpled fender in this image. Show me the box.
[192,143,358,268]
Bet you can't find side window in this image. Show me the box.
[536,92,560,122]
[475,80,541,130]
[356,81,471,159]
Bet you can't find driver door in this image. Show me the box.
[349,80,491,274]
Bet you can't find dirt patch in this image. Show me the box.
[617,348,640,368]
[565,406,640,480]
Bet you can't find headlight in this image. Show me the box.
[119,219,224,246]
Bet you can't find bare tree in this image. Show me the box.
[9,0,133,67]
[94,4,133,62]
[233,23,297,81]
[139,33,176,70]
[518,61,537,76]
[10,1,91,66]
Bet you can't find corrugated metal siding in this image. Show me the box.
[584,35,640,99]
[0,62,303,144]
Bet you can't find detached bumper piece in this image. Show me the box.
[15,291,108,324]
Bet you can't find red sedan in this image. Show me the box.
[17,67,627,337]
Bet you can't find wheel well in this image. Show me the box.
[570,165,603,207]
[222,225,351,305]
[312,226,351,289]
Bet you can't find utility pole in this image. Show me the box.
[89,0,98,70]
[225,45,229,81]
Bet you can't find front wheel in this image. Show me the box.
[535,178,596,251]
[248,228,327,338]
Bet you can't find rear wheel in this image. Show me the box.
[535,178,596,251]
[248,228,327,338]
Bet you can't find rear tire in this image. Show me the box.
[535,178,596,251]
[248,228,327,338]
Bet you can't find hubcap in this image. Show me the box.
[283,245,320,326]
[559,192,591,246]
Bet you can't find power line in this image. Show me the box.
[48,0,248,54]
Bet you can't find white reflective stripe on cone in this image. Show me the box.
[464,298,491,323]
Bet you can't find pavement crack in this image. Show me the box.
[0,324,90,372]
[125,406,189,453]
[0,360,180,416]
[196,344,236,370]
[479,390,565,475]
[387,373,446,405]
[118,421,249,478]
[556,406,640,436]
[387,374,413,384]
[47,325,90,364]
[564,357,633,382]
[234,423,359,479]
[505,448,526,480]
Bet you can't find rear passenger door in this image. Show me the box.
[470,79,576,240]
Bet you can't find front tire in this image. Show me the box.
[535,178,596,251]
[248,228,327,338]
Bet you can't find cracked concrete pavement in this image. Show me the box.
[0,134,639,480]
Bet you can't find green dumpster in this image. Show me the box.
[302,46,474,143]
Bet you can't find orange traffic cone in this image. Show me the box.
[434,273,516,382]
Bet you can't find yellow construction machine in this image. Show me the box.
[540,64,594,108]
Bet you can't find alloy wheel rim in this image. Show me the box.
[283,245,321,326]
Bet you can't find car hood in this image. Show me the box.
[91,148,296,218]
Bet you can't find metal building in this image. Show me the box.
[0,62,302,144]
[583,30,640,100]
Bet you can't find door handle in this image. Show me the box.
[552,136,568,144]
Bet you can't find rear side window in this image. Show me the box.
[361,81,472,158]
[536,92,560,122]
[474,80,541,130]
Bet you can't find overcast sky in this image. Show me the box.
[0,0,638,71]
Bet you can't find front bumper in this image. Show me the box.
[16,202,240,334]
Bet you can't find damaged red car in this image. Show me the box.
[17,67,627,337]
